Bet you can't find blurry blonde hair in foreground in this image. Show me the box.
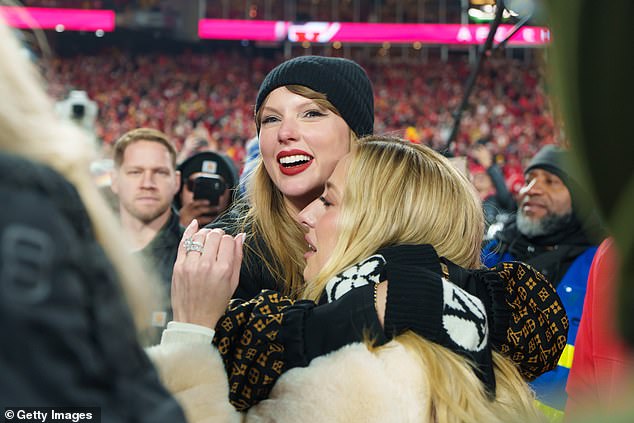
[303,137,543,422]
[0,21,160,332]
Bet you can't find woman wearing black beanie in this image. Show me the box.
[152,137,549,422]
[211,55,375,301]
[194,55,566,383]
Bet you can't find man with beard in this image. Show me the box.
[482,144,603,422]
[111,128,182,301]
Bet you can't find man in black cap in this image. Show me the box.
[175,151,239,227]
[482,144,603,421]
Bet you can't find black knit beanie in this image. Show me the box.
[524,145,574,188]
[523,144,599,226]
[255,56,374,138]
[524,144,589,206]
[524,145,606,244]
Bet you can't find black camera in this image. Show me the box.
[192,174,226,206]
[72,103,86,120]
[55,90,97,131]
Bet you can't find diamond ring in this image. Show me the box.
[184,237,204,254]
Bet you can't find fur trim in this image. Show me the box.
[147,340,431,422]
[245,341,430,423]
[146,342,241,423]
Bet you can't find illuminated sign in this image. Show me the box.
[199,19,549,45]
[0,7,115,31]
[198,18,288,41]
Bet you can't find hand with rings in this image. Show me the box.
[171,219,245,329]
[184,237,205,254]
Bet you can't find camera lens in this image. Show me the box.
[72,104,85,119]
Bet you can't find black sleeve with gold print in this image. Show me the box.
[213,284,384,411]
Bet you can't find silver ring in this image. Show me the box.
[184,238,204,254]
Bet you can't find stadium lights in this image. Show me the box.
[468,6,516,22]
[469,0,536,23]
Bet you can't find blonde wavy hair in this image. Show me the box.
[0,21,159,333]
[301,136,541,420]
[303,136,484,300]
[396,332,543,423]
[242,84,356,297]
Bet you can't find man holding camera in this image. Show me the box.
[175,151,239,228]
[111,128,182,293]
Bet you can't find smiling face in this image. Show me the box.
[515,167,573,237]
[518,168,572,222]
[297,154,350,282]
[258,86,352,212]
[111,140,180,224]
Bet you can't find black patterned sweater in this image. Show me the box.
[213,244,568,411]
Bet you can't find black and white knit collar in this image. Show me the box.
[321,245,495,395]
[324,254,385,303]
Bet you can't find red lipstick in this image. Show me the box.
[277,149,314,176]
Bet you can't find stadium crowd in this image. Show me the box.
[3,1,633,421]
[44,49,554,186]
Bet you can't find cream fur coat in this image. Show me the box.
[147,340,430,423]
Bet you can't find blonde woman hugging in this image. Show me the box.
[149,136,563,422]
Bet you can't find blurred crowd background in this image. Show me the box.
[24,0,556,181]
[44,50,553,178]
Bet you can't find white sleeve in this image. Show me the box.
[160,321,215,345]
